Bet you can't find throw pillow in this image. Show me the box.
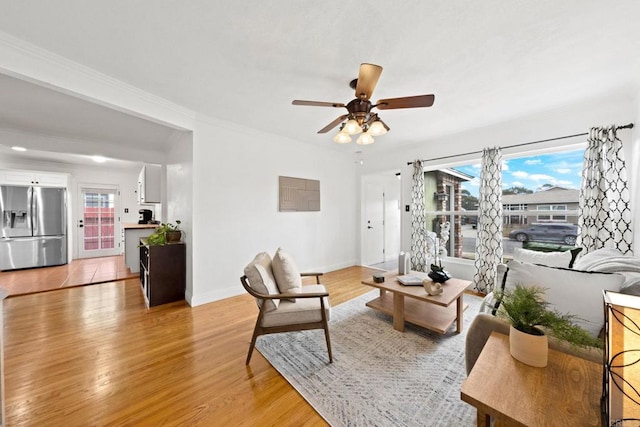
[272,248,303,298]
[502,260,624,336]
[244,252,279,312]
[573,248,624,271]
[513,247,572,268]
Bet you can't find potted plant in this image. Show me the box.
[493,285,602,367]
[146,220,182,246]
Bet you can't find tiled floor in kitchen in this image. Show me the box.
[0,255,137,296]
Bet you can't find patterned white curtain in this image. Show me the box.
[577,125,633,254]
[472,147,503,293]
[410,160,427,272]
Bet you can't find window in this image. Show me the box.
[537,204,567,221]
[423,147,585,261]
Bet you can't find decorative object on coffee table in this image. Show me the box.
[602,290,640,425]
[494,284,602,367]
[423,279,442,296]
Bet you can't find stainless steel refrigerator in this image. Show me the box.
[0,185,67,270]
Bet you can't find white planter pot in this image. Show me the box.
[509,325,548,367]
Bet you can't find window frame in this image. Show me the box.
[419,142,586,264]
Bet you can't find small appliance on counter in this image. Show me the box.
[138,209,153,224]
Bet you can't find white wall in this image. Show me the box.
[166,131,194,303]
[189,117,358,305]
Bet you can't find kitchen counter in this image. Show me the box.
[123,224,159,273]
[123,223,160,229]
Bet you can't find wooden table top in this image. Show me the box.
[460,332,602,426]
[361,270,470,308]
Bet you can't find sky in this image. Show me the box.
[454,148,585,198]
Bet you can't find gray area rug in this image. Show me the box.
[256,290,483,426]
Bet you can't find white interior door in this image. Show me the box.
[78,186,120,258]
[364,183,385,265]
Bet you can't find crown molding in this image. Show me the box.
[0,30,197,131]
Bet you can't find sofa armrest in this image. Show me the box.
[466,313,510,374]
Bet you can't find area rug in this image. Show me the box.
[256,290,483,426]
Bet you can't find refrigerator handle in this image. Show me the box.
[31,187,38,236]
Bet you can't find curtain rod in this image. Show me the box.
[406,122,634,165]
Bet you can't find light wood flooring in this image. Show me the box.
[0,255,136,296]
[3,266,379,426]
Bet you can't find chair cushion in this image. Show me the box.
[262,285,331,327]
[244,252,279,312]
[272,248,303,298]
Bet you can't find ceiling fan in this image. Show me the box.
[292,63,435,145]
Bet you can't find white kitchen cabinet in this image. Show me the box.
[0,169,68,187]
[137,164,161,204]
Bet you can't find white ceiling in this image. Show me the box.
[0,0,639,166]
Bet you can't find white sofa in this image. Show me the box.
[465,247,640,373]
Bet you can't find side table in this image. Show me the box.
[460,331,601,426]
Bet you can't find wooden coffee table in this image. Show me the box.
[361,270,470,334]
[461,332,601,426]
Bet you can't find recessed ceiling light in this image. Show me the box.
[11,146,27,152]
[92,155,107,163]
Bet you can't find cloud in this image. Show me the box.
[502,160,509,171]
[525,159,541,165]
[529,173,555,182]
[512,181,524,187]
[556,168,572,174]
[558,179,577,188]
[511,171,529,178]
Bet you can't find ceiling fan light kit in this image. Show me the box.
[343,119,363,135]
[333,132,352,144]
[292,63,434,145]
[356,132,375,145]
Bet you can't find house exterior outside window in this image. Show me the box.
[424,168,473,258]
[536,204,568,221]
[502,187,579,236]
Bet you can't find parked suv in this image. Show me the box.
[508,223,578,245]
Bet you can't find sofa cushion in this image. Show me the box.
[513,247,573,268]
[502,260,624,336]
[244,252,279,312]
[272,248,303,298]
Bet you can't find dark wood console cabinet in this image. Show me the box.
[139,240,186,307]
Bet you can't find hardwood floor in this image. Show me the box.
[3,266,378,426]
[0,255,136,296]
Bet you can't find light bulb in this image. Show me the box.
[343,119,362,135]
[333,132,352,144]
[368,120,387,136]
[356,132,375,145]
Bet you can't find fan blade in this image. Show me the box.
[355,63,383,100]
[318,115,348,134]
[292,100,345,108]
[376,94,435,110]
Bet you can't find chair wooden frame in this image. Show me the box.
[240,273,333,365]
